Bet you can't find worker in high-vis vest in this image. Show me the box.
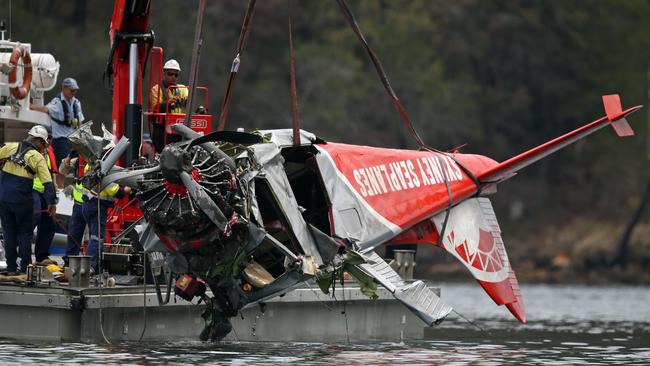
[32,150,57,266]
[149,59,188,153]
[63,157,87,265]
[80,162,131,273]
[0,125,56,274]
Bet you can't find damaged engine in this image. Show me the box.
[137,141,259,341]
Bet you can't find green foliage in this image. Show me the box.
[317,251,378,300]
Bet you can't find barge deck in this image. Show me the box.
[0,281,438,342]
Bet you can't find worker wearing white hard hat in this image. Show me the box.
[0,125,57,275]
[149,59,188,152]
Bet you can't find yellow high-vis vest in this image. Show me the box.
[32,155,52,194]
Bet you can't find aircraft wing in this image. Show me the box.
[477,94,641,185]
[353,251,453,325]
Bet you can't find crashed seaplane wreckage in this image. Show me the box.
[72,92,639,340]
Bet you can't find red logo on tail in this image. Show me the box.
[450,229,504,273]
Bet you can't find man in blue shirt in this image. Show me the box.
[32,77,85,168]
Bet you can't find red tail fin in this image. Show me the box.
[603,94,634,137]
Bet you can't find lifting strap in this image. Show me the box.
[288,0,300,146]
[217,0,257,132]
[335,0,426,148]
[335,0,484,247]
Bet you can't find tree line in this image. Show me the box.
[4,0,650,270]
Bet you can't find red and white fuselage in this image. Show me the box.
[311,94,641,323]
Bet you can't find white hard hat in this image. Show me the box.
[163,59,181,72]
[28,125,49,142]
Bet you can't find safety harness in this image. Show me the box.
[50,95,80,127]
[7,140,37,176]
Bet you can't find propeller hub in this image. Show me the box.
[160,145,192,184]
[163,168,201,195]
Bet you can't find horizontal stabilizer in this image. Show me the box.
[477,95,641,184]
[611,118,633,137]
[356,251,452,325]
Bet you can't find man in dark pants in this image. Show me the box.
[0,126,56,274]
[62,158,86,265]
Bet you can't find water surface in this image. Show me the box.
[1,283,648,365]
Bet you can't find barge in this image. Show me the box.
[0,280,437,342]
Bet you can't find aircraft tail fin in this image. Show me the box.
[602,94,635,137]
[477,95,641,184]
[433,198,526,323]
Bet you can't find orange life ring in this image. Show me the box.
[7,46,32,100]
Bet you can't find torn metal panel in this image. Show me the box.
[248,177,263,225]
[140,223,167,252]
[251,143,323,265]
[258,129,319,147]
[307,224,340,263]
[68,121,104,163]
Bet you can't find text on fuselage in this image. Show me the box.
[352,155,463,197]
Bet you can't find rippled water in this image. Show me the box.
[1,283,648,365]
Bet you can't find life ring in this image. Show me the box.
[7,46,32,100]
